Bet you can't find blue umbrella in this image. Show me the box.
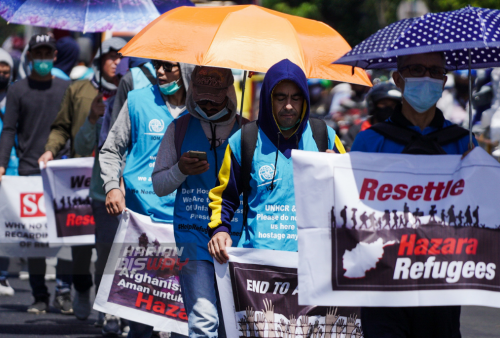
[334,6,500,148]
[0,0,194,33]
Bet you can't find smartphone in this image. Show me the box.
[188,151,207,161]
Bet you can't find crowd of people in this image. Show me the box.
[0,30,494,338]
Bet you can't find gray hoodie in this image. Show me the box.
[99,63,196,194]
[151,82,239,197]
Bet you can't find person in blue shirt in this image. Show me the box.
[207,59,345,263]
[352,52,477,338]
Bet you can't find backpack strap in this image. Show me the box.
[424,124,469,145]
[370,121,421,145]
[139,64,157,86]
[370,121,469,155]
[240,121,259,227]
[309,118,329,152]
[235,114,250,127]
[174,114,191,161]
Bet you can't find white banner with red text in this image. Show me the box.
[0,176,61,256]
[42,157,95,245]
[293,147,500,308]
[93,209,188,335]
[215,248,362,338]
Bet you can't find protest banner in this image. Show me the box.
[215,248,362,338]
[0,176,60,257]
[293,148,500,308]
[42,157,95,245]
[94,209,188,335]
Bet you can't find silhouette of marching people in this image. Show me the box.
[334,204,486,230]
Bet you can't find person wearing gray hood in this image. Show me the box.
[151,66,246,338]
[99,60,193,338]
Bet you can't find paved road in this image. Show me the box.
[0,277,499,337]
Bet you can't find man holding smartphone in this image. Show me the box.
[99,59,194,338]
[152,66,245,338]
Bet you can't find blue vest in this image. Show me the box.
[131,62,156,90]
[123,85,185,221]
[229,121,336,252]
[174,117,244,261]
[0,107,18,176]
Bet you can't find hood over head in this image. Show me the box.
[54,36,79,76]
[258,59,310,156]
[92,37,127,91]
[186,66,238,126]
[0,48,14,82]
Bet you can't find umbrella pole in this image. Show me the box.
[240,70,248,120]
[468,48,473,149]
[99,32,103,92]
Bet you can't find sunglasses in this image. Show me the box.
[152,60,179,73]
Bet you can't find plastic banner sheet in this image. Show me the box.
[42,157,95,245]
[293,148,500,308]
[0,176,60,256]
[215,248,362,338]
[94,209,188,335]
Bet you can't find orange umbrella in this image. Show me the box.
[119,5,371,86]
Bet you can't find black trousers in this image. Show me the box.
[361,306,461,338]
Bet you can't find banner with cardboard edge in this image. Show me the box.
[0,175,61,257]
[293,147,500,308]
[215,248,363,338]
[93,209,188,335]
[42,157,96,245]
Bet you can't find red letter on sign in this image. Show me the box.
[135,292,153,310]
[450,179,465,196]
[377,184,393,201]
[359,179,378,200]
[398,234,416,256]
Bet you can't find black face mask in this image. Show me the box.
[455,82,469,96]
[0,76,9,90]
[372,106,395,123]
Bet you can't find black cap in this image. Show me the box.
[28,34,56,51]
[366,82,402,113]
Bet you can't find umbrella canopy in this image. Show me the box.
[119,5,371,86]
[0,0,194,33]
[334,6,500,70]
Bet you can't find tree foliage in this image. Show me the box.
[262,0,500,47]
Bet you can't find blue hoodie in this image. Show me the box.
[207,59,345,251]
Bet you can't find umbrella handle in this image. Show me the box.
[468,48,473,149]
[240,70,248,121]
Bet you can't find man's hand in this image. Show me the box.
[326,149,336,154]
[106,189,125,216]
[38,151,54,167]
[89,93,106,125]
[208,231,232,264]
[178,152,209,175]
[0,167,5,182]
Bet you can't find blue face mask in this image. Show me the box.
[31,59,53,77]
[159,79,181,95]
[195,104,229,121]
[402,76,444,113]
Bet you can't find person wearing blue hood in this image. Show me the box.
[207,59,345,263]
[52,36,80,80]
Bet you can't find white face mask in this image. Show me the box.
[194,103,229,121]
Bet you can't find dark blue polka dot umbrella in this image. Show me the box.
[334,5,500,148]
[334,6,500,70]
